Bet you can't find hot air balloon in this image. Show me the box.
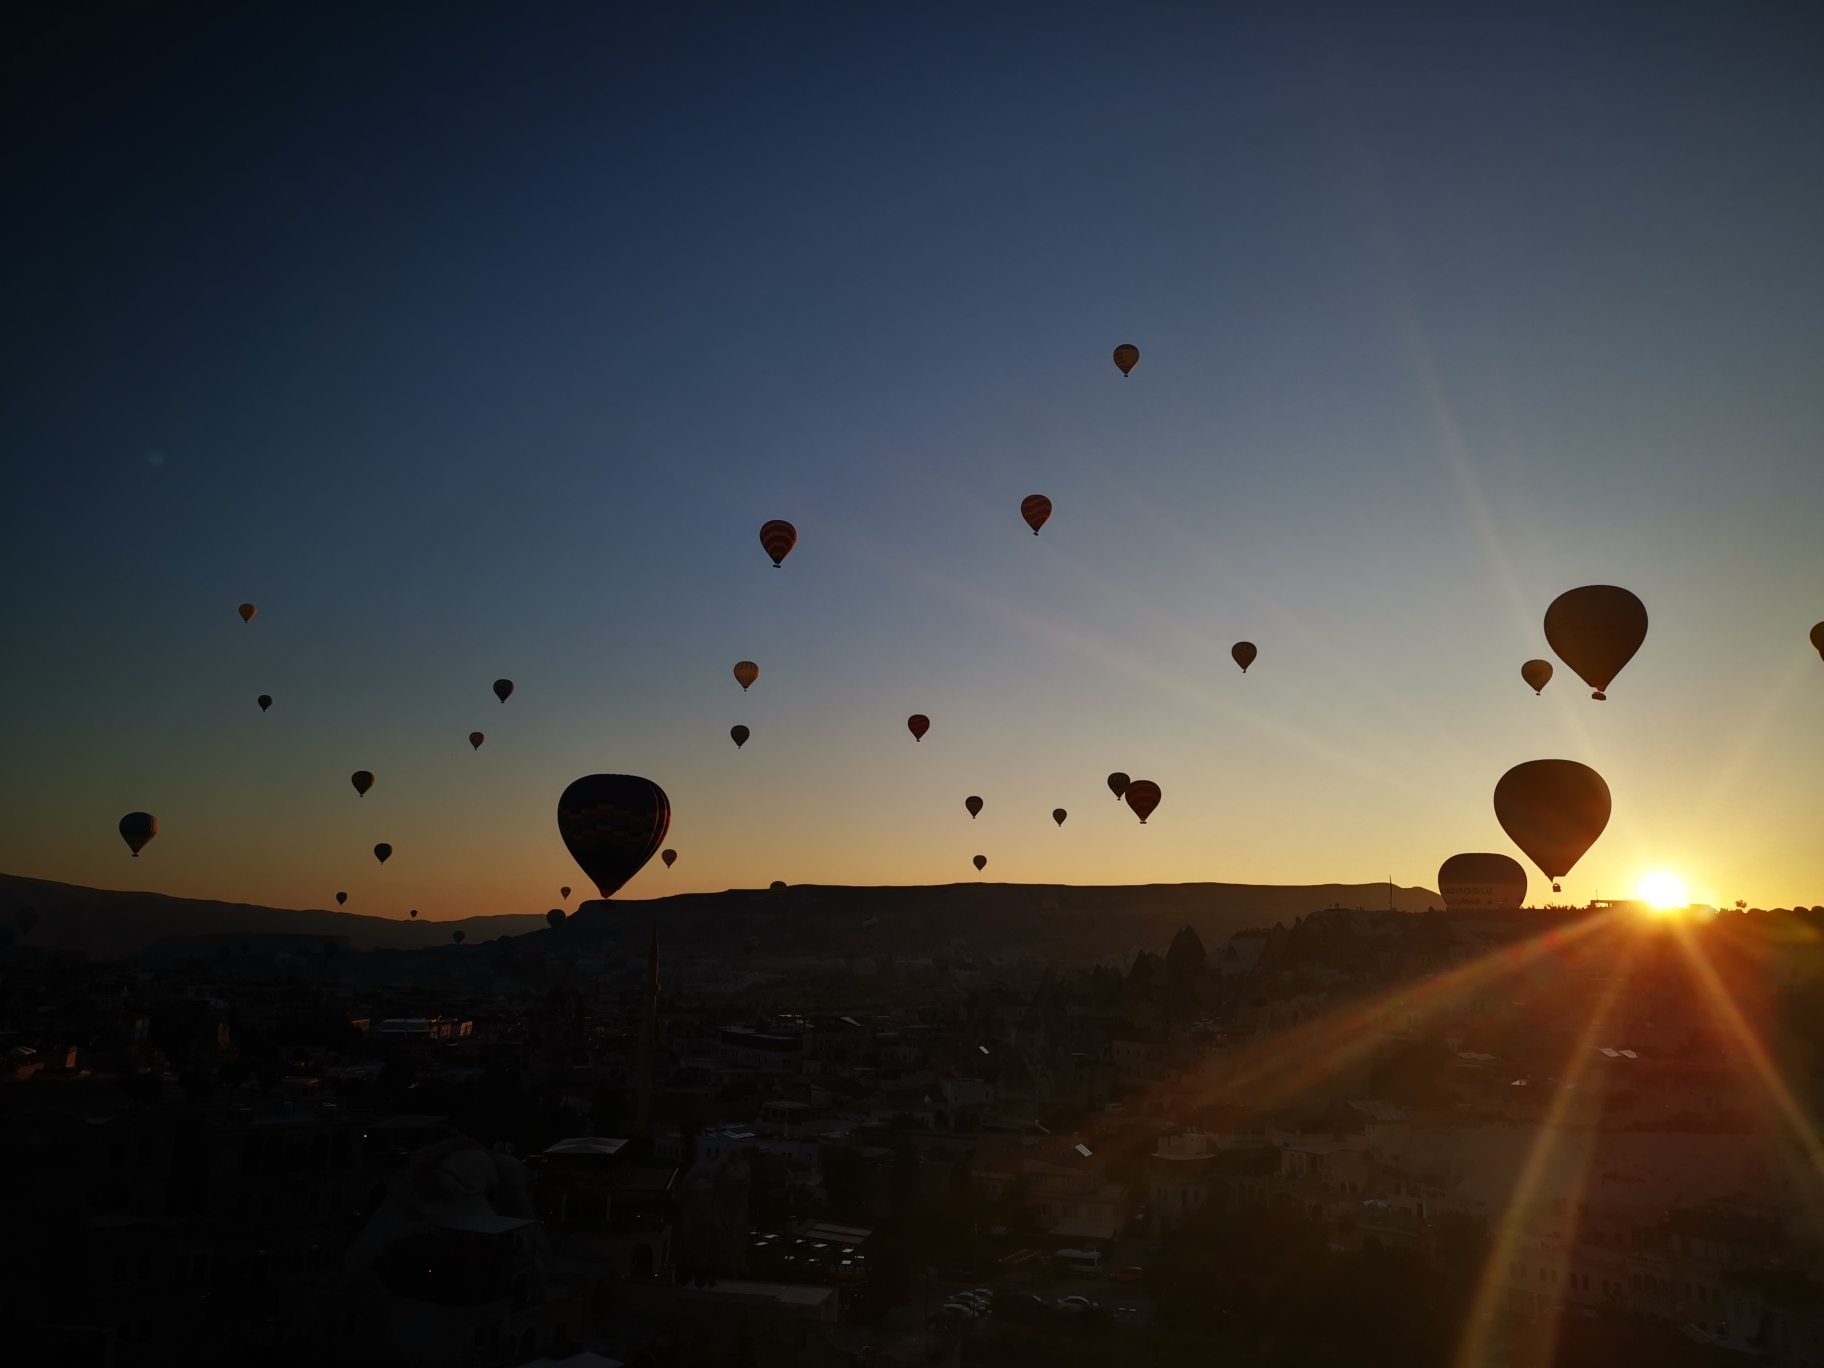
[1493,759,1611,893]
[469,732,485,749]
[973,855,987,871]
[556,773,670,899]
[1107,772,1130,800]
[1437,853,1529,912]
[351,771,375,797]
[1021,495,1052,536]
[561,887,571,898]
[1521,660,1553,695]
[257,695,273,711]
[1231,642,1257,673]
[1112,344,1139,376]
[1053,809,1067,826]
[760,520,797,567]
[336,892,347,906]
[374,843,392,864]
[731,725,750,749]
[408,907,416,918]
[493,679,514,703]
[965,796,983,819]
[907,714,930,742]
[238,603,257,623]
[547,909,566,929]
[452,929,464,944]
[1125,780,1162,824]
[661,849,676,868]
[119,812,158,856]
[734,661,760,691]
[1811,622,1824,661]
[1543,586,1648,700]
[770,880,787,897]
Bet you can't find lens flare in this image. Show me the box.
[1637,870,1688,910]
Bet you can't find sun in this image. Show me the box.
[1637,871,1689,911]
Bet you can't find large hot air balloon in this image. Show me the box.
[1053,809,1067,827]
[907,714,930,742]
[1125,780,1162,824]
[1231,642,1257,674]
[547,909,566,929]
[119,812,158,856]
[238,603,257,623]
[351,771,375,797]
[1021,495,1052,536]
[1543,586,1647,700]
[1521,660,1553,695]
[1493,759,1611,893]
[1107,772,1130,800]
[493,679,515,703]
[973,855,987,871]
[733,661,760,691]
[760,520,797,567]
[336,892,347,906]
[1112,344,1139,376]
[374,843,392,864]
[560,887,571,898]
[661,849,676,868]
[731,725,750,749]
[1437,853,1529,912]
[469,732,485,750]
[556,774,671,899]
[258,695,273,712]
[965,796,983,819]
[1810,622,1824,661]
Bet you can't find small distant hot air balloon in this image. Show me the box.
[336,892,347,906]
[770,880,787,897]
[1231,642,1257,673]
[547,909,566,929]
[1125,780,1161,824]
[407,907,416,918]
[451,929,464,944]
[731,725,750,749]
[662,849,676,868]
[560,887,571,898]
[907,714,930,742]
[760,520,798,567]
[733,661,760,691]
[1493,759,1611,893]
[1543,586,1647,700]
[973,855,987,871]
[374,843,392,864]
[1107,772,1130,800]
[1112,344,1139,376]
[1810,622,1824,661]
[257,694,273,711]
[493,679,514,703]
[351,771,375,797]
[1521,660,1553,695]
[1021,495,1052,536]
[119,812,158,856]
[965,796,983,819]
[238,603,257,623]
[1053,808,1067,826]
[469,732,485,749]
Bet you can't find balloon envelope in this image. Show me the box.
[760,520,798,567]
[1543,586,1647,698]
[374,843,392,864]
[556,773,671,899]
[1231,642,1257,673]
[547,909,566,929]
[1053,808,1067,826]
[973,855,987,871]
[257,695,273,711]
[1438,853,1529,912]
[493,678,514,703]
[351,771,375,797]
[238,603,256,623]
[661,849,676,868]
[336,891,347,905]
[1020,495,1052,535]
[1107,772,1130,800]
[1521,660,1553,694]
[907,714,930,742]
[408,909,416,918]
[452,930,464,944]
[965,795,983,818]
[1125,780,1162,824]
[560,887,571,898]
[1112,343,1139,376]
[119,811,158,856]
[469,732,485,749]
[730,725,750,749]
[733,661,759,691]
[1811,622,1824,660]
[1493,760,1611,881]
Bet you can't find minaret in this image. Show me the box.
[633,926,660,1137]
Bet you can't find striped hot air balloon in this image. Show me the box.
[1125,780,1162,824]
[733,661,759,691]
[1020,495,1052,536]
[907,714,930,742]
[1112,344,1139,376]
[760,520,797,567]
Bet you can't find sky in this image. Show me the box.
[2,3,1821,920]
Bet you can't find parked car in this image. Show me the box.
[940,1302,980,1323]
[1057,1295,1100,1314]
[1112,1266,1144,1284]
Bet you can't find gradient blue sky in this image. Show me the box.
[3,3,1821,919]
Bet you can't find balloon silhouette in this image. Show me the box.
[1053,808,1067,826]
[374,843,392,864]
[451,929,464,944]
[257,695,273,712]
[770,880,787,897]
[1125,780,1162,824]
[351,771,375,797]
[907,714,930,742]
[760,519,798,567]
[1494,759,1611,892]
[965,796,983,819]
[1543,586,1647,700]
[1112,344,1139,376]
[119,812,158,856]
[733,661,760,691]
[238,603,257,623]
[1231,642,1257,673]
[336,892,347,906]
[556,773,671,899]
[973,855,987,871]
[493,679,514,703]
[661,849,676,868]
[469,732,485,750]
[1021,495,1052,536]
[731,725,750,749]
[1520,660,1553,695]
[1107,772,1130,800]
[547,909,566,929]
[408,907,416,918]
[560,887,571,898]
[1811,622,1824,661]
[1437,853,1529,912]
